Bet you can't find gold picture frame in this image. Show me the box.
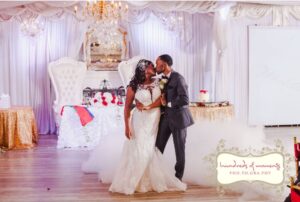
[84,27,128,71]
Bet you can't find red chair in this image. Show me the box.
[286,137,300,202]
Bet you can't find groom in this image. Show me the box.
[155,54,194,181]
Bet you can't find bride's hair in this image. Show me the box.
[129,59,154,92]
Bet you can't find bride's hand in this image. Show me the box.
[135,99,144,111]
[125,127,132,139]
[143,106,151,110]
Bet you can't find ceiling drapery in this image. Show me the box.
[0,1,230,44]
[127,1,225,13]
[231,3,300,26]
[2,1,300,24]
[0,2,76,21]
[0,1,228,22]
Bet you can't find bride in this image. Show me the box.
[83,59,186,195]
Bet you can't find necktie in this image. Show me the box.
[162,75,169,80]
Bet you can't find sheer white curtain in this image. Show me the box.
[127,13,215,101]
[0,14,87,134]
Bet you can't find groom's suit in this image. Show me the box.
[156,70,194,180]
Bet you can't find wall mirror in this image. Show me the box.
[84,26,128,71]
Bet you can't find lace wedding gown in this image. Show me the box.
[83,80,186,195]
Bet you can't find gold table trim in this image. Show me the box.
[189,105,235,122]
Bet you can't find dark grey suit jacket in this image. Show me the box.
[164,71,194,129]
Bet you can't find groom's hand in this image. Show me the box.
[161,94,167,106]
[135,99,144,111]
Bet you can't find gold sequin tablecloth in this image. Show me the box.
[0,107,38,149]
[189,105,235,122]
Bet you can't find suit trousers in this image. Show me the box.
[155,113,187,180]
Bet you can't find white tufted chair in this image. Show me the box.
[48,57,87,129]
[117,56,144,87]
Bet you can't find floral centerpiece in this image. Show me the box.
[90,92,123,107]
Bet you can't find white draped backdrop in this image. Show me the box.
[2,1,300,133]
[0,14,87,134]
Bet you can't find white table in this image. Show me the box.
[57,106,124,149]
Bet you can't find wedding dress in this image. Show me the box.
[82,80,186,195]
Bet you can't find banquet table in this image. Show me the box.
[58,105,235,149]
[189,105,235,122]
[0,106,38,150]
[58,105,124,149]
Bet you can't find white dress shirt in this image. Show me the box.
[163,71,172,108]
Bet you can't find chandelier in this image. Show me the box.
[15,10,45,37]
[74,0,128,23]
[74,1,128,66]
[20,17,44,37]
